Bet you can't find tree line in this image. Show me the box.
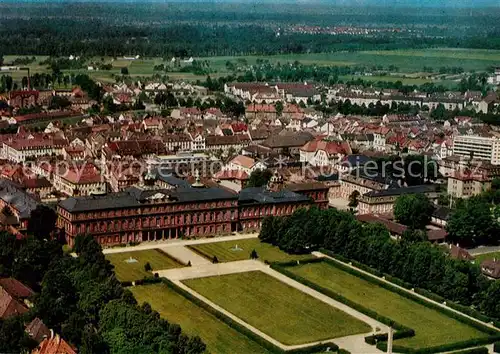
[259,206,500,320]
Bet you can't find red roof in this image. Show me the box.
[215,169,249,181]
[32,333,76,354]
[231,123,248,133]
[246,104,276,113]
[0,278,34,299]
[301,139,351,156]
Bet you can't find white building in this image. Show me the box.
[452,135,500,165]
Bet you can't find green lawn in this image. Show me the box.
[288,262,489,349]
[183,271,371,345]
[188,238,314,263]
[473,251,500,264]
[106,249,182,282]
[131,283,271,354]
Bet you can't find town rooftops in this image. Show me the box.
[239,186,310,205]
[0,179,40,219]
[32,332,76,354]
[481,259,500,279]
[26,318,50,343]
[58,185,237,212]
[362,184,438,198]
[0,278,34,299]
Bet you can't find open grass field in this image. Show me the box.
[287,261,489,349]
[202,48,500,73]
[188,238,314,263]
[473,251,500,264]
[131,283,271,354]
[106,249,182,282]
[4,48,499,84]
[182,271,371,345]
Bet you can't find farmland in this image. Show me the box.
[188,238,314,263]
[3,47,500,85]
[182,271,371,345]
[131,283,271,354]
[287,261,489,349]
[105,249,182,282]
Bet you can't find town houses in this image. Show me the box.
[0,74,499,253]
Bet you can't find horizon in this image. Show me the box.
[4,0,499,8]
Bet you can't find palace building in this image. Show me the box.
[57,173,328,247]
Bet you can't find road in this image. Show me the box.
[102,232,259,255]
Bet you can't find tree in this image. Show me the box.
[275,101,284,116]
[348,190,360,209]
[144,262,152,272]
[212,256,218,264]
[401,229,427,243]
[247,169,273,188]
[447,198,499,247]
[28,205,57,240]
[49,95,71,110]
[250,249,258,259]
[393,194,434,230]
[120,67,129,75]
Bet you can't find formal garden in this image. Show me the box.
[105,249,183,282]
[275,259,493,351]
[182,271,371,346]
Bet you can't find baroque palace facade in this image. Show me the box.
[57,177,328,247]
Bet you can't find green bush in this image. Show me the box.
[286,342,339,354]
[449,347,489,354]
[142,276,162,285]
[337,349,351,354]
[376,335,500,353]
[494,340,500,353]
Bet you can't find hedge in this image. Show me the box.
[320,249,500,329]
[160,278,338,354]
[270,263,414,344]
[494,341,500,353]
[449,347,489,354]
[376,335,500,353]
[318,251,499,336]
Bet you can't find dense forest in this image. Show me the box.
[0,3,499,57]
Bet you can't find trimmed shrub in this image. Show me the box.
[494,341,500,353]
[449,347,489,354]
[376,335,500,353]
[338,349,351,354]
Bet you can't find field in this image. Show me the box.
[182,271,371,345]
[106,249,182,282]
[287,261,488,349]
[473,251,500,264]
[4,48,500,85]
[188,238,314,263]
[204,48,500,73]
[131,283,271,354]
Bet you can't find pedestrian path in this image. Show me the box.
[160,245,210,266]
[102,232,259,254]
[158,258,386,353]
